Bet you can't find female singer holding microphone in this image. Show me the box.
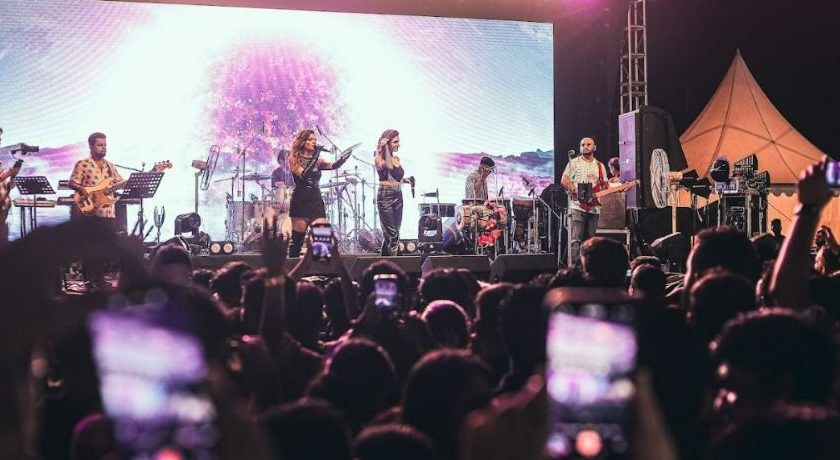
[375,129,411,256]
[288,129,350,257]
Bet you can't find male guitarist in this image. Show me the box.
[562,137,608,267]
[69,132,124,225]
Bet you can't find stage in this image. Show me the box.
[190,253,560,284]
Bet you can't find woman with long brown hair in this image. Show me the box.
[287,129,350,257]
[374,129,408,256]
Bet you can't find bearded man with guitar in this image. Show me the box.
[562,137,638,267]
[69,132,124,226]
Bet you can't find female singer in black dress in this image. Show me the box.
[375,129,407,256]
[288,129,350,257]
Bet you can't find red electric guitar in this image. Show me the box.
[576,179,639,212]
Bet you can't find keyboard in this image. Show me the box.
[13,198,56,208]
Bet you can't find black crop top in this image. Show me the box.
[376,154,405,182]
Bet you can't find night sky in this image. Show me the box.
[646,0,840,157]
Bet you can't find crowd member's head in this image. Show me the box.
[711,403,840,460]
[191,268,215,289]
[629,263,667,300]
[359,260,410,308]
[70,413,115,460]
[402,349,492,460]
[814,246,840,276]
[419,268,476,318]
[287,281,325,351]
[685,226,758,294]
[353,424,438,460]
[580,237,629,287]
[472,282,514,382]
[688,269,756,345]
[809,274,840,321]
[770,218,783,237]
[260,398,351,460]
[608,156,620,179]
[630,255,662,271]
[422,300,470,349]
[712,309,836,417]
[210,261,252,309]
[308,338,398,432]
[149,243,193,286]
[549,267,587,288]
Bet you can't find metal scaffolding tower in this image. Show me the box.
[620,0,648,114]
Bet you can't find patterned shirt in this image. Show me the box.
[562,156,606,214]
[70,158,123,218]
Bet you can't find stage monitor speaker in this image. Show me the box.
[619,106,687,208]
[350,256,423,284]
[420,255,491,280]
[489,254,557,283]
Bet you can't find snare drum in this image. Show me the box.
[272,186,292,212]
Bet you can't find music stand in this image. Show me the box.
[14,176,55,236]
[121,172,164,238]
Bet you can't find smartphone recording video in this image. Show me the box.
[826,160,840,188]
[89,311,217,459]
[544,288,638,460]
[310,222,333,263]
[373,273,399,318]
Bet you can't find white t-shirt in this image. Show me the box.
[562,156,606,214]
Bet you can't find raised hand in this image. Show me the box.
[260,216,288,276]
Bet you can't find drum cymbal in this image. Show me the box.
[242,173,272,181]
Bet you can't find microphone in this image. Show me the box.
[314,144,330,153]
[409,176,416,198]
[521,176,531,186]
[497,186,504,197]
[9,143,39,155]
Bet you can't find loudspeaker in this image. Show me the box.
[350,256,422,283]
[489,254,557,282]
[619,106,687,208]
[420,255,491,280]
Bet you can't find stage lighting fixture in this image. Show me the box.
[418,213,443,243]
[397,240,419,255]
[710,157,730,183]
[209,241,236,255]
[174,212,202,236]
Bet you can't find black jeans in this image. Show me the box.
[568,209,600,268]
[378,187,403,256]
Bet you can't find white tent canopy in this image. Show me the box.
[679,51,824,184]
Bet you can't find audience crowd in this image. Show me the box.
[1,159,839,459]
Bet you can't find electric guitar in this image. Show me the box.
[73,160,172,215]
[576,179,639,212]
[0,159,24,216]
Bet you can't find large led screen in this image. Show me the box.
[0,0,554,244]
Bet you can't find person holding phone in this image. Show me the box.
[288,129,351,257]
[375,129,407,256]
